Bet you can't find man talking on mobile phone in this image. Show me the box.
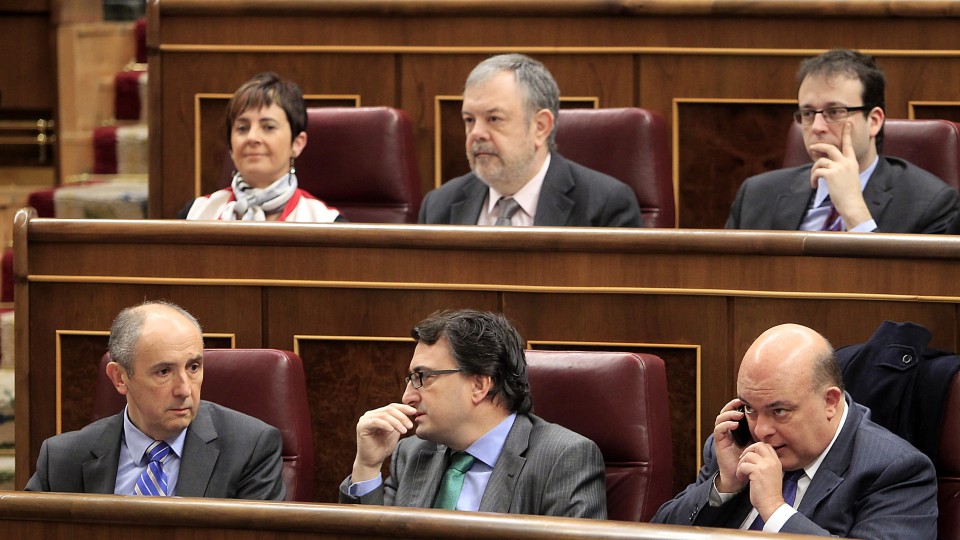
[652,323,937,538]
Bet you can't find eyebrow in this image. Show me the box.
[739,398,794,410]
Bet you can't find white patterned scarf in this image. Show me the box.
[227,171,298,221]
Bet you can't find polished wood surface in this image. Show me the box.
[0,490,819,539]
[14,211,960,502]
[148,0,960,225]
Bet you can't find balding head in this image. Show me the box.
[737,324,845,470]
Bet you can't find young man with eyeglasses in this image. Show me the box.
[338,309,607,519]
[726,49,959,233]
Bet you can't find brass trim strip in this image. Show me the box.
[908,100,960,119]
[159,45,960,57]
[25,274,960,302]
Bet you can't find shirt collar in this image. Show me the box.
[798,395,848,480]
[812,155,879,208]
[122,404,188,464]
[484,153,551,220]
[465,413,517,468]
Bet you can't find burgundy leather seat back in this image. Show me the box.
[94,349,315,502]
[939,372,960,540]
[524,350,673,522]
[782,119,960,189]
[220,106,421,223]
[555,108,675,228]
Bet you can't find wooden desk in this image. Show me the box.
[14,210,960,499]
[0,490,823,539]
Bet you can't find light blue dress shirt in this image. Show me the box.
[350,413,518,510]
[113,405,187,495]
[800,156,879,232]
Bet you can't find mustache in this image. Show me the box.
[471,144,499,157]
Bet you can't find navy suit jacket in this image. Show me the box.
[26,401,285,500]
[726,156,959,233]
[651,395,938,538]
[418,153,642,227]
[338,413,607,519]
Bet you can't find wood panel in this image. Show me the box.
[149,0,960,225]
[15,215,960,499]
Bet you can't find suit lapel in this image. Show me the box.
[175,403,219,497]
[772,169,815,230]
[478,415,530,513]
[860,158,893,220]
[403,446,447,508]
[534,154,575,226]
[449,176,488,224]
[82,413,124,494]
[797,393,860,516]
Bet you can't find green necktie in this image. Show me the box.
[432,451,477,509]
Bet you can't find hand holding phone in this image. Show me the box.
[731,406,754,447]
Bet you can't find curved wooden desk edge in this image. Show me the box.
[0,491,822,539]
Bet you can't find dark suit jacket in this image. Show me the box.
[726,156,959,233]
[651,395,938,538]
[25,401,285,500]
[338,413,607,519]
[418,153,642,227]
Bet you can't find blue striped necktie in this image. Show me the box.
[134,440,172,496]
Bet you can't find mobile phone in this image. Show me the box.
[731,406,754,447]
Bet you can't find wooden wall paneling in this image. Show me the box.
[911,102,960,123]
[0,15,54,110]
[674,100,798,229]
[730,298,959,378]
[155,52,396,217]
[503,292,728,488]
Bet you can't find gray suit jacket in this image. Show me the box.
[338,413,607,519]
[726,156,959,233]
[651,394,938,538]
[25,401,285,500]
[418,153,642,227]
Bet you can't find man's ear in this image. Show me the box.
[533,109,554,149]
[106,361,129,396]
[471,374,494,405]
[868,106,885,140]
[823,386,843,420]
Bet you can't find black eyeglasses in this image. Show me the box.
[793,105,872,125]
[405,369,462,389]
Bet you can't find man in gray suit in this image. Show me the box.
[339,309,607,518]
[727,49,958,233]
[26,301,285,500]
[652,323,937,538]
[418,54,642,227]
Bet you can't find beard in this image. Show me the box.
[468,142,538,195]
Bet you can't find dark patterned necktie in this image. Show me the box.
[748,469,804,530]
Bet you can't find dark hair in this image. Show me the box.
[225,72,307,148]
[412,309,532,414]
[465,54,561,151]
[809,338,845,394]
[108,300,202,376]
[797,49,886,152]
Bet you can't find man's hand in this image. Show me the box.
[808,122,872,229]
[352,403,416,482]
[713,399,749,493]
[737,442,785,521]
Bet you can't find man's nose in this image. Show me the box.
[401,381,419,405]
[752,415,775,440]
[172,370,192,397]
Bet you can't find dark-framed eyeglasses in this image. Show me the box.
[405,369,463,389]
[793,105,872,125]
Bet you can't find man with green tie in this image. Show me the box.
[338,309,606,518]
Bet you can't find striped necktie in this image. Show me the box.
[134,440,172,496]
